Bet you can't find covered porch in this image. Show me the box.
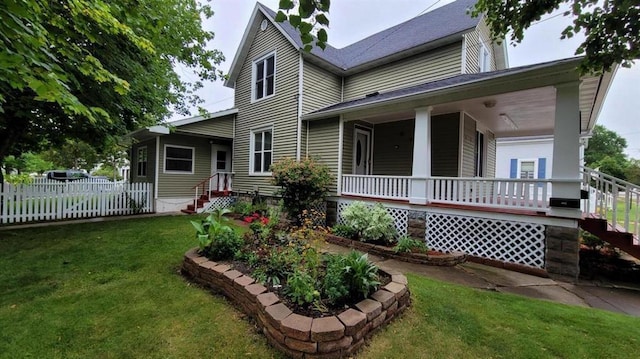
[305,58,613,219]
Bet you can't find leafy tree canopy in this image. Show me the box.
[279,0,639,74]
[1,0,224,181]
[584,125,628,166]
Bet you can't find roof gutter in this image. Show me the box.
[302,58,583,121]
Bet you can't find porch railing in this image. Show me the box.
[341,175,551,210]
[582,166,640,238]
[192,172,233,205]
[341,175,411,200]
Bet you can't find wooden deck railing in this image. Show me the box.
[191,172,233,204]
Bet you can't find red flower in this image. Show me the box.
[243,216,253,223]
[261,217,269,225]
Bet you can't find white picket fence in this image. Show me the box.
[0,181,153,224]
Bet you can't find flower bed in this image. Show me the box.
[182,248,410,359]
[325,234,467,266]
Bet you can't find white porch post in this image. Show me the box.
[410,106,432,204]
[550,82,581,218]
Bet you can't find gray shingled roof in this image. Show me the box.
[306,57,582,117]
[260,0,480,70]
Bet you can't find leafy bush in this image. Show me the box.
[341,201,396,243]
[331,224,357,239]
[322,254,349,304]
[286,269,319,305]
[231,200,253,216]
[190,209,240,261]
[342,251,380,300]
[270,157,332,226]
[394,236,429,254]
[5,173,32,184]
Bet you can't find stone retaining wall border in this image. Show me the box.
[182,248,410,359]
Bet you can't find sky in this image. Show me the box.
[177,0,640,157]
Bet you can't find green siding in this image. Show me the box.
[306,118,340,194]
[372,120,414,176]
[486,132,496,178]
[464,20,497,73]
[233,13,300,195]
[343,43,462,101]
[178,115,234,139]
[461,113,476,177]
[157,134,212,197]
[342,121,354,175]
[131,139,156,185]
[431,113,460,177]
[303,62,342,113]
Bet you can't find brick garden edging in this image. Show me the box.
[325,234,467,266]
[181,248,410,359]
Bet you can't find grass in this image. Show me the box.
[605,198,640,231]
[2,215,640,358]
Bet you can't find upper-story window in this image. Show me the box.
[250,126,273,175]
[479,44,491,72]
[137,146,147,177]
[253,52,275,101]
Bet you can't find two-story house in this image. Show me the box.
[130,0,621,278]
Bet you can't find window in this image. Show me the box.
[250,127,273,174]
[474,131,485,177]
[478,44,491,72]
[137,147,147,177]
[216,151,227,170]
[164,145,194,173]
[253,53,275,101]
[520,161,535,179]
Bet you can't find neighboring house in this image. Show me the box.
[129,0,626,277]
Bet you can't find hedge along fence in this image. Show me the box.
[182,248,411,359]
[0,181,153,224]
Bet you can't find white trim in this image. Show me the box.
[458,113,464,176]
[163,144,195,174]
[296,53,303,160]
[460,34,467,74]
[337,115,344,195]
[170,108,239,127]
[251,51,277,103]
[478,43,491,72]
[249,125,274,176]
[154,137,160,200]
[232,115,236,173]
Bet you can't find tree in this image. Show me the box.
[625,159,640,186]
[42,140,99,172]
[584,125,628,166]
[278,0,639,74]
[0,0,224,185]
[472,0,639,74]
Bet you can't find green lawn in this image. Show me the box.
[1,215,640,358]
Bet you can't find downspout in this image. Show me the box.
[296,53,303,161]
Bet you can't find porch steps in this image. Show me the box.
[579,217,640,260]
[180,191,231,215]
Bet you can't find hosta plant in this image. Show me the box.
[341,201,396,243]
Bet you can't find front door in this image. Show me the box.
[353,128,372,175]
[211,144,231,191]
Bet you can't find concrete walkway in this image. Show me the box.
[325,243,640,317]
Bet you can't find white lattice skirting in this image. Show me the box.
[337,201,408,238]
[426,213,546,268]
[201,196,236,213]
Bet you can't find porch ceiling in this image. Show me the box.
[342,76,604,138]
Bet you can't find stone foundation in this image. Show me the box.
[325,234,467,266]
[545,225,580,279]
[182,248,410,358]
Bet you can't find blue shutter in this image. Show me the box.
[509,159,517,178]
[538,158,546,179]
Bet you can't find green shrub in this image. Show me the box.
[322,254,349,304]
[342,251,380,300]
[190,209,240,261]
[285,269,319,305]
[331,224,357,239]
[341,201,396,243]
[231,200,253,216]
[270,157,332,226]
[5,173,32,184]
[394,236,429,253]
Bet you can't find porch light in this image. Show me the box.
[500,113,518,130]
